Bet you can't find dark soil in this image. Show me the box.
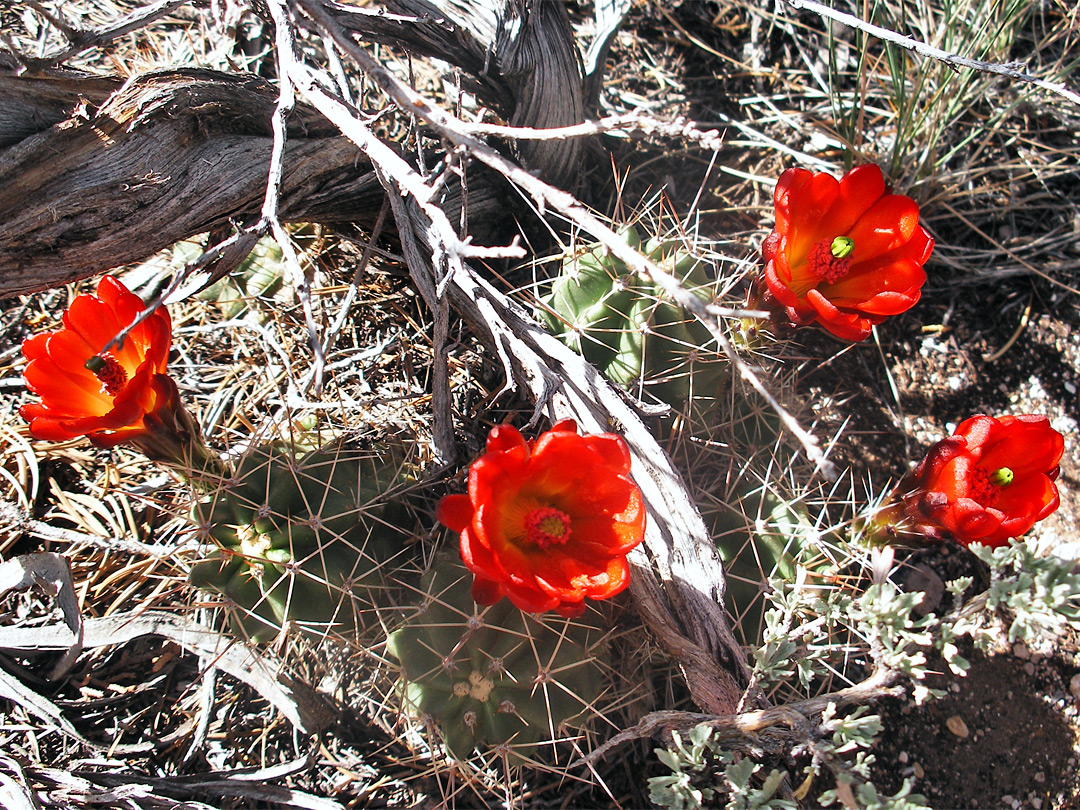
[871,649,1080,809]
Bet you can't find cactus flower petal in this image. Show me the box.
[903,414,1063,547]
[437,421,646,615]
[761,164,933,341]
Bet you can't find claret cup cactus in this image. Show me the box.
[541,226,725,409]
[387,557,607,763]
[189,436,412,642]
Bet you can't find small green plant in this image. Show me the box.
[957,541,1080,645]
[540,226,725,409]
[387,556,608,764]
[189,435,413,642]
[648,724,794,810]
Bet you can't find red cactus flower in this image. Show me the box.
[20,275,213,471]
[436,420,646,617]
[761,164,933,341]
[901,414,1064,548]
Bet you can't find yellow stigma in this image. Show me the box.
[990,467,1014,487]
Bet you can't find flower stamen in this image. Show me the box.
[86,354,128,396]
[807,239,853,284]
[524,506,572,549]
[968,467,1002,507]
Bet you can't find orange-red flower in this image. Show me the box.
[436,420,646,617]
[900,415,1064,548]
[761,164,933,341]
[21,275,179,450]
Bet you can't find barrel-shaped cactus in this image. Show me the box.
[387,557,607,763]
[189,437,411,642]
[540,227,725,409]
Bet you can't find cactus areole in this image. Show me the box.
[436,420,646,617]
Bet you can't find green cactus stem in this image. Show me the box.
[189,436,412,643]
[387,557,607,764]
[541,226,726,410]
[711,481,821,646]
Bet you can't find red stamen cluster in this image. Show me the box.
[525,507,572,549]
[807,239,853,283]
[90,355,129,396]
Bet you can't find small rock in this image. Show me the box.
[1001,798,1013,807]
[1035,772,1047,783]
[946,714,970,738]
[1033,798,1044,809]
[1070,673,1080,700]
[1024,662,1036,677]
[1012,642,1030,660]
[898,751,909,764]
[913,762,925,779]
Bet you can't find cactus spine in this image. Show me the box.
[387,557,607,763]
[541,226,725,409]
[189,437,411,642]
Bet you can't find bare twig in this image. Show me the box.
[0,610,335,735]
[29,0,191,68]
[379,168,457,465]
[577,665,904,766]
[265,0,327,392]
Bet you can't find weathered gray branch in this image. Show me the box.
[0,69,386,297]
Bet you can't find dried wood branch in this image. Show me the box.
[578,666,905,766]
[0,610,335,735]
[20,0,191,68]
[0,68,386,297]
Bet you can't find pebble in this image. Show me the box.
[1070,673,1080,700]
[1024,662,1036,677]
[898,751,909,764]
[1012,642,1030,660]
[946,714,970,738]
[913,762,925,779]
[1001,798,1013,807]
[1035,771,1047,783]
[1033,798,1044,810]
